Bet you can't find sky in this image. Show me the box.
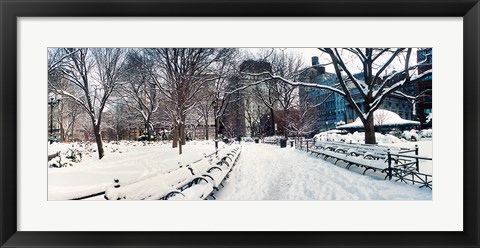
[245,48,421,75]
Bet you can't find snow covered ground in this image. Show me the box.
[48,141,222,200]
[48,139,432,201]
[215,143,431,200]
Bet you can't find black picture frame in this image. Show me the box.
[1,0,478,247]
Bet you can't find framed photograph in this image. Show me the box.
[1,0,478,247]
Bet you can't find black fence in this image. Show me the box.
[295,138,433,189]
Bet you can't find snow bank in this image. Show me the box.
[48,142,93,168]
[336,109,420,129]
[420,129,432,138]
[402,130,420,141]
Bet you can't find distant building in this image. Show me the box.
[299,56,415,134]
[415,48,432,126]
[222,60,273,138]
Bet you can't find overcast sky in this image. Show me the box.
[243,47,419,75]
[286,48,420,75]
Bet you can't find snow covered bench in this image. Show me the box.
[309,142,413,177]
[102,144,242,200]
[308,142,432,188]
[104,167,197,200]
[314,141,415,161]
[157,144,241,200]
[263,139,277,145]
[308,146,398,180]
[168,145,242,200]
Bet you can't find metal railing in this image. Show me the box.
[295,139,432,189]
[387,150,432,189]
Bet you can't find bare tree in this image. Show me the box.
[193,90,215,140]
[119,50,160,141]
[55,99,82,142]
[287,95,319,139]
[147,48,232,154]
[374,109,392,134]
[248,48,431,144]
[269,49,304,138]
[102,103,136,141]
[48,48,127,159]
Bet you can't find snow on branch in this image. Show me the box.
[368,68,432,115]
[241,72,347,96]
[372,48,405,85]
[50,86,94,118]
[48,49,80,74]
[373,58,430,99]
[391,91,416,101]
[330,48,368,98]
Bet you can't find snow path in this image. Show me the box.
[215,143,432,200]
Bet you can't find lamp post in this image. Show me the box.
[267,115,270,136]
[212,99,218,154]
[325,121,329,131]
[48,92,62,144]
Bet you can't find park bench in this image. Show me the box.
[309,146,389,175]
[314,141,415,161]
[167,145,242,200]
[101,144,242,200]
[104,167,198,200]
[158,144,241,200]
[307,141,432,189]
[263,139,278,145]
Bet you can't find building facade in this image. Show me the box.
[415,48,433,126]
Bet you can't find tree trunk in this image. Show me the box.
[363,114,376,144]
[178,123,183,154]
[180,115,186,145]
[146,120,152,142]
[193,126,197,141]
[172,125,178,148]
[270,108,275,136]
[93,125,105,159]
[71,116,76,142]
[283,108,288,139]
[204,118,209,140]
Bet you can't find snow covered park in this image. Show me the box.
[47,47,434,201]
[48,134,432,201]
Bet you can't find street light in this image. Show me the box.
[267,115,270,136]
[48,92,62,144]
[325,121,329,131]
[212,99,218,154]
